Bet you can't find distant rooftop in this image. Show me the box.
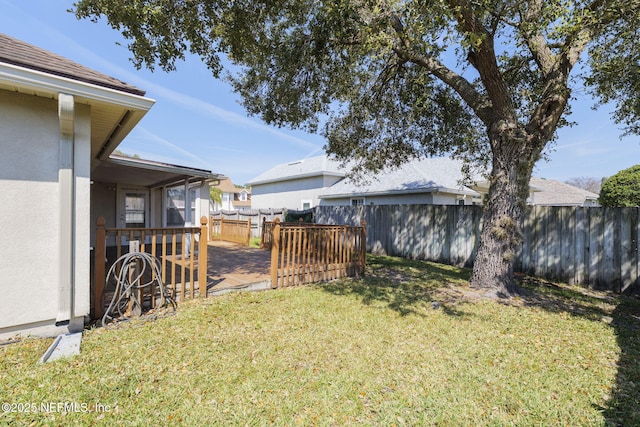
[0,32,145,96]
[320,157,481,198]
[529,177,599,206]
[247,155,347,185]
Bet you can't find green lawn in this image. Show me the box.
[1,255,639,426]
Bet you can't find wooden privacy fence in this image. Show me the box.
[316,205,640,293]
[94,216,209,319]
[209,216,251,245]
[211,208,286,239]
[268,218,367,288]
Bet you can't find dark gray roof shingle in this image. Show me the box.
[0,32,145,96]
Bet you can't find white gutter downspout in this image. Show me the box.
[56,93,74,326]
[184,179,192,225]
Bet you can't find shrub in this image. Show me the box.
[599,165,640,207]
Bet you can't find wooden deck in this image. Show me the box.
[205,240,271,294]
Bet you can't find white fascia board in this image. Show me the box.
[0,63,155,111]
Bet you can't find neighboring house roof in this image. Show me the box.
[320,157,482,199]
[93,155,221,188]
[216,178,242,193]
[0,33,144,96]
[0,33,155,165]
[247,155,347,185]
[211,177,252,208]
[528,177,599,206]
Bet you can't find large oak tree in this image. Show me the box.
[74,0,640,297]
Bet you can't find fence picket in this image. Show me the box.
[93,218,209,320]
[315,205,640,293]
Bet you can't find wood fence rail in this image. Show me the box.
[211,208,286,239]
[94,216,209,319]
[209,216,251,245]
[269,218,367,288]
[261,217,311,249]
[316,205,640,293]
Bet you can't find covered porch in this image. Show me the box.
[92,222,271,321]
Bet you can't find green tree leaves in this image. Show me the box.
[72,0,640,294]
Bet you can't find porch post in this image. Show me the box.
[184,179,191,225]
[270,218,281,288]
[94,217,106,319]
[199,216,209,297]
[360,220,367,275]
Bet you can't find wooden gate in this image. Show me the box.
[268,219,367,287]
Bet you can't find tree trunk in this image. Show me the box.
[470,133,534,298]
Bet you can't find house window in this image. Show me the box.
[125,194,146,228]
[301,200,312,210]
[166,185,197,226]
[351,198,365,206]
[239,191,247,201]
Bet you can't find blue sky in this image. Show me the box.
[2,0,639,186]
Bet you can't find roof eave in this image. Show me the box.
[247,171,346,186]
[107,155,219,180]
[0,62,155,111]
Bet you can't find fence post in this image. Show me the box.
[360,220,367,275]
[270,218,281,288]
[199,216,209,298]
[261,217,266,248]
[247,218,252,245]
[94,216,106,320]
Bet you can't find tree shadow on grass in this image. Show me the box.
[515,277,640,427]
[318,254,472,317]
[600,295,640,426]
[320,254,640,425]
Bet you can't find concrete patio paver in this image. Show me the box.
[206,240,272,294]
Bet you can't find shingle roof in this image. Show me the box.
[214,177,248,194]
[320,157,481,198]
[247,155,347,185]
[0,32,145,96]
[529,177,599,206]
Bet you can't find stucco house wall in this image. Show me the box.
[251,175,344,210]
[0,33,158,339]
[0,89,90,338]
[90,178,213,245]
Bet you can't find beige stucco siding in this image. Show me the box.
[0,91,60,329]
[0,90,91,337]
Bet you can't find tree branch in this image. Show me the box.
[388,14,493,125]
[519,0,556,76]
[445,0,515,121]
[525,0,613,141]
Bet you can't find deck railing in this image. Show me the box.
[268,218,367,288]
[261,218,308,249]
[93,216,209,319]
[209,216,252,245]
